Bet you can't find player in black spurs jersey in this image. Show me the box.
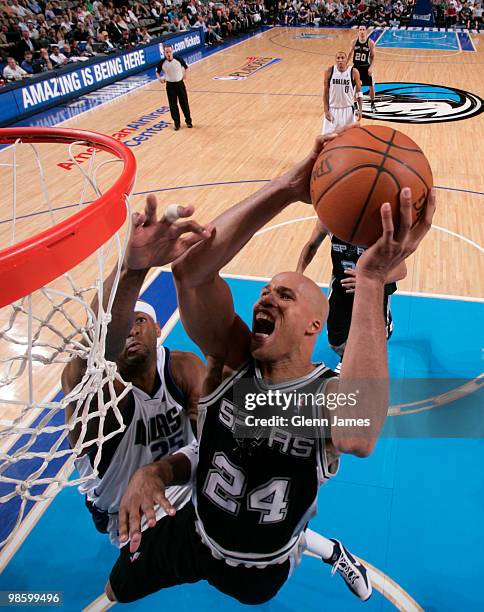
[297,221,407,363]
[349,25,377,112]
[106,136,435,606]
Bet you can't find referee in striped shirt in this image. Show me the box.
[156,44,193,131]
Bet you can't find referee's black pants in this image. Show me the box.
[166,80,191,127]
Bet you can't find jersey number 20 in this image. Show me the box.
[203,452,290,524]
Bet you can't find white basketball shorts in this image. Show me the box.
[322,107,356,135]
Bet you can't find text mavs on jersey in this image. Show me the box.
[361,82,483,124]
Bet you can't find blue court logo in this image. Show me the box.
[362,82,483,124]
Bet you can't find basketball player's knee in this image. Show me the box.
[105,581,117,602]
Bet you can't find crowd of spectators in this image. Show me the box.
[0,0,267,83]
[273,0,482,30]
[1,0,482,83]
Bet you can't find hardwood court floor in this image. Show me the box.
[1,26,483,425]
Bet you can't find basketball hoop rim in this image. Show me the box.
[0,127,136,308]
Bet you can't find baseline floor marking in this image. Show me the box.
[83,594,114,612]
[159,308,180,344]
[2,180,482,227]
[457,31,463,52]
[220,271,484,303]
[183,88,321,98]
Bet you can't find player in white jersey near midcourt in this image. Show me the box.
[62,197,211,545]
[322,51,362,135]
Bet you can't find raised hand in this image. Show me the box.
[118,461,175,553]
[279,125,356,204]
[356,188,435,283]
[126,194,212,270]
[278,133,338,204]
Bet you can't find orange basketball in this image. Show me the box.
[310,125,433,246]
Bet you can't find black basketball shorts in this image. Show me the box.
[356,66,373,87]
[109,501,290,605]
[327,279,393,349]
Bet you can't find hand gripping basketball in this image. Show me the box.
[126,194,212,270]
[310,125,433,246]
[356,187,436,284]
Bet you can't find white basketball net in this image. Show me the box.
[0,137,133,549]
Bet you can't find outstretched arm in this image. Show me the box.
[296,221,329,274]
[173,136,337,370]
[62,195,210,446]
[328,189,435,457]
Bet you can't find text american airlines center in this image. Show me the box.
[0,30,204,126]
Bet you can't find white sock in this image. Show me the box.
[305,528,336,561]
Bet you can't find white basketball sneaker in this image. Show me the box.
[325,539,372,601]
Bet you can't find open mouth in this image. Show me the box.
[252,311,276,340]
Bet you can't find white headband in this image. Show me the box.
[134,301,157,322]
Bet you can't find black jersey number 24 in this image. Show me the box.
[203,452,290,524]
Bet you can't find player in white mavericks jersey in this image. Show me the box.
[62,197,211,545]
[322,51,362,135]
[75,314,199,545]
